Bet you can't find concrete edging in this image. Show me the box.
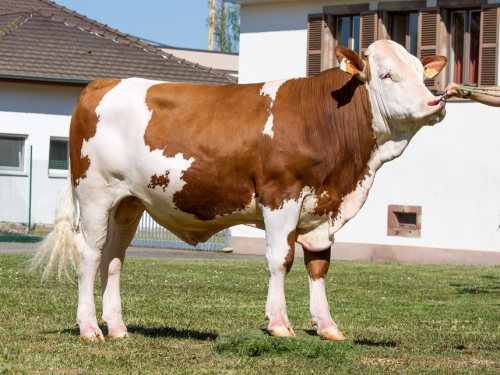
[230,236,500,266]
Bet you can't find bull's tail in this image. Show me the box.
[29,175,78,280]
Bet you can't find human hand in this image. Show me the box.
[445,82,470,98]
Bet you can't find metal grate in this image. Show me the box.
[132,212,230,251]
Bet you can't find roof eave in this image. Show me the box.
[0,73,93,85]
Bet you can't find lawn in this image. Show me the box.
[0,253,499,373]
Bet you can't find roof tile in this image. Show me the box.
[0,0,235,85]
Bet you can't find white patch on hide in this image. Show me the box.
[339,58,348,73]
[330,165,376,237]
[79,78,195,208]
[260,79,287,138]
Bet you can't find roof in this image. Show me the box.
[0,0,236,85]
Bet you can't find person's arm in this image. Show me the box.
[445,82,500,107]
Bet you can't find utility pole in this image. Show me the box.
[208,0,215,50]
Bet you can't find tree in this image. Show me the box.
[207,0,240,53]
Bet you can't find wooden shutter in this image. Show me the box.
[307,14,324,77]
[479,6,499,86]
[418,8,441,91]
[306,14,334,77]
[360,11,378,57]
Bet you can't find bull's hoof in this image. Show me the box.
[109,331,129,339]
[319,327,347,341]
[81,332,105,342]
[268,326,296,337]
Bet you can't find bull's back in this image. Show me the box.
[69,78,272,224]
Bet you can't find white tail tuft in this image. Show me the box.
[29,176,78,281]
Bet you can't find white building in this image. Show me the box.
[0,1,234,235]
[229,0,500,265]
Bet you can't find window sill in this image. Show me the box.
[0,170,28,177]
[48,169,69,178]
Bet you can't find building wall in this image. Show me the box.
[161,48,239,76]
[234,0,500,254]
[0,81,83,224]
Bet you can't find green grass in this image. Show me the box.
[0,253,499,374]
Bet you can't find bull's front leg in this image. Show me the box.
[261,203,300,338]
[303,247,347,340]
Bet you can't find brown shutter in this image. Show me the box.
[307,14,334,77]
[360,11,378,57]
[307,14,324,77]
[418,8,441,91]
[479,6,499,86]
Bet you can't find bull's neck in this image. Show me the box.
[300,69,378,180]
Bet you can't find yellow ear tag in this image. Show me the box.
[345,63,354,75]
[425,67,438,79]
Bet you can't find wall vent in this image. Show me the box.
[387,205,421,238]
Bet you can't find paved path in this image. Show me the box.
[0,242,264,260]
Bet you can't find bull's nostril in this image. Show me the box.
[428,98,443,106]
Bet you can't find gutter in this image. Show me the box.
[0,73,93,85]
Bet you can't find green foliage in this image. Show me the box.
[217,328,355,362]
[1,254,499,373]
[207,1,240,53]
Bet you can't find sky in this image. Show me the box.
[54,0,212,50]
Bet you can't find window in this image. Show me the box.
[308,5,499,88]
[450,9,481,86]
[336,15,360,55]
[390,12,418,56]
[0,135,26,172]
[387,205,422,238]
[49,138,69,172]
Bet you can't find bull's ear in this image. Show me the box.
[421,56,447,80]
[335,46,366,81]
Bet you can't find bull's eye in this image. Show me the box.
[381,72,391,80]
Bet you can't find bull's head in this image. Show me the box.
[335,40,447,134]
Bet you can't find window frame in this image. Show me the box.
[0,134,27,174]
[389,11,419,56]
[48,137,69,178]
[449,7,481,86]
[334,14,361,57]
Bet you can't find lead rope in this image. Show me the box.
[454,85,500,98]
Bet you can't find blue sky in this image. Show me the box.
[54,0,212,50]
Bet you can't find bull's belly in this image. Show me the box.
[139,192,264,246]
[136,178,372,249]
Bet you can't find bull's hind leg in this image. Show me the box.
[261,202,301,338]
[75,199,114,342]
[303,247,347,341]
[100,197,144,339]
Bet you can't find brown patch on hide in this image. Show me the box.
[268,68,376,218]
[304,247,331,281]
[148,171,170,191]
[141,65,376,224]
[144,82,268,221]
[283,230,296,274]
[70,78,120,186]
[114,197,140,226]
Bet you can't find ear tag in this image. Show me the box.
[425,67,438,79]
[340,58,355,75]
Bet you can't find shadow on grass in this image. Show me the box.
[354,339,397,348]
[46,327,80,336]
[126,325,217,341]
[45,325,217,341]
[450,282,500,296]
